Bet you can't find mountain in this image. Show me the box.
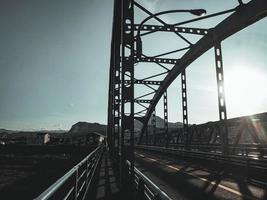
[134,115,183,130]
[66,116,183,137]
[0,116,183,137]
[0,129,19,134]
[68,122,106,136]
[0,128,66,134]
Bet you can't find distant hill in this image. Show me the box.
[0,129,66,134]
[67,122,106,136]
[65,116,183,136]
[134,115,183,130]
[0,129,19,134]
[0,116,183,137]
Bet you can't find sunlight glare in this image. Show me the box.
[225,68,267,117]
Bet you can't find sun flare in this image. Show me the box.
[225,68,267,117]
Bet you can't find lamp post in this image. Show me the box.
[136,9,207,57]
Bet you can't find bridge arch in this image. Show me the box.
[138,0,267,143]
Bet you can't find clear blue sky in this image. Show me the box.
[0,0,266,130]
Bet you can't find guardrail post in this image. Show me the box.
[86,157,89,189]
[75,168,78,200]
[137,177,145,200]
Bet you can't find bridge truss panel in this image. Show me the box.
[136,0,267,147]
[108,0,267,187]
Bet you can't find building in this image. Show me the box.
[27,133,50,145]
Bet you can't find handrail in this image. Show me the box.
[126,160,173,200]
[136,145,267,170]
[138,144,267,156]
[35,145,104,200]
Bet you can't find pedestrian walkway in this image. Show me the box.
[89,150,121,200]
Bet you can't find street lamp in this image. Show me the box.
[136,9,207,57]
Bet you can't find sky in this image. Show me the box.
[0,0,266,130]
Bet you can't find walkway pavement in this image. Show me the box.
[89,150,121,200]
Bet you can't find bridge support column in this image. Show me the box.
[106,0,136,195]
[113,26,121,161]
[121,0,135,194]
[108,0,122,160]
[214,41,228,155]
[163,91,169,147]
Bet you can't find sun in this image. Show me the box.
[225,68,267,117]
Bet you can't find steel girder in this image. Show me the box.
[107,0,121,157]
[139,0,267,143]
[159,113,267,157]
[108,0,135,191]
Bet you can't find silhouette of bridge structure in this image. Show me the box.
[35,0,267,199]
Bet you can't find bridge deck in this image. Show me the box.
[135,150,267,200]
[89,150,120,200]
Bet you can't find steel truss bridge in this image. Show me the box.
[35,0,267,200]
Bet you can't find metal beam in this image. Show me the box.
[214,42,227,121]
[163,91,169,147]
[152,110,156,145]
[125,80,162,85]
[131,24,209,35]
[135,56,179,64]
[121,0,135,192]
[214,42,228,154]
[181,70,188,127]
[107,0,122,158]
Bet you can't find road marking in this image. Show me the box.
[136,153,258,200]
[148,158,157,162]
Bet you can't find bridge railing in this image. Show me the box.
[168,143,267,156]
[34,145,104,200]
[126,160,173,200]
[136,145,267,171]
